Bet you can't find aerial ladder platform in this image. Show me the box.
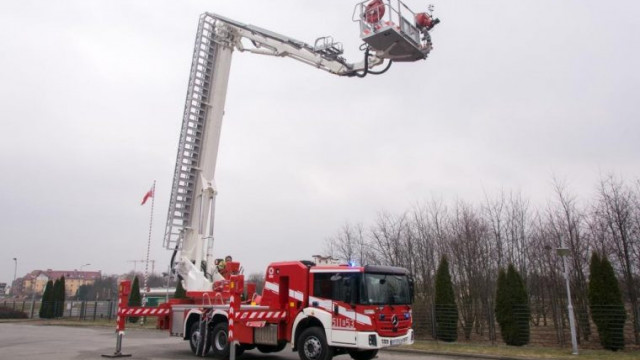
[163,2,439,294]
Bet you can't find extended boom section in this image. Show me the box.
[164,6,439,293]
[164,14,233,292]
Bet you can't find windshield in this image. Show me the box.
[361,273,412,305]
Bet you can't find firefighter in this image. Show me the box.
[215,258,225,273]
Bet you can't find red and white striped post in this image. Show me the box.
[229,294,236,360]
[229,275,243,360]
[102,280,131,358]
[116,280,130,333]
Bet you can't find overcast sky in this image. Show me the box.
[1,1,639,286]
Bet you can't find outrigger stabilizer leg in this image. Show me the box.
[101,331,131,358]
[102,281,132,358]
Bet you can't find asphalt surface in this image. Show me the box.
[0,323,471,360]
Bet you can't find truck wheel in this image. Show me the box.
[189,322,210,356]
[210,322,229,358]
[297,327,333,360]
[209,322,244,358]
[348,349,378,360]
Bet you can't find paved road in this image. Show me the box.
[0,323,466,360]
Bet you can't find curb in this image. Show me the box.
[382,346,540,360]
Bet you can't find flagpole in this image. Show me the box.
[142,181,155,317]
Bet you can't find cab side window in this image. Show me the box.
[313,273,333,298]
[313,272,358,304]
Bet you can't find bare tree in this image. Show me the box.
[594,175,640,344]
[316,175,639,348]
[369,211,408,267]
[448,200,493,340]
[484,190,506,270]
[505,192,530,278]
[529,212,566,344]
[326,222,372,266]
[548,178,591,341]
[407,199,445,302]
[247,272,265,295]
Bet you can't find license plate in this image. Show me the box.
[390,337,408,346]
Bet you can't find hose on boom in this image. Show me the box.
[348,45,393,77]
[170,244,179,275]
[368,57,393,75]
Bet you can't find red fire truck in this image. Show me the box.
[115,259,414,360]
[107,2,438,359]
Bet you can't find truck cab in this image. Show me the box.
[259,261,414,360]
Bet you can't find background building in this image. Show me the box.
[17,269,101,297]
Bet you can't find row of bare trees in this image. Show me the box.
[324,175,640,345]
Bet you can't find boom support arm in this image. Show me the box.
[209,14,383,76]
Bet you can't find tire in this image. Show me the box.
[189,321,210,356]
[210,322,230,358]
[349,349,378,360]
[297,327,333,360]
[210,322,244,358]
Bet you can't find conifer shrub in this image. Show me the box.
[435,256,458,342]
[128,276,142,323]
[39,280,54,319]
[53,276,66,318]
[588,252,626,351]
[495,264,530,346]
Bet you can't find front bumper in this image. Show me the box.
[354,329,414,350]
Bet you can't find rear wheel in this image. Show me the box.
[348,349,378,360]
[210,322,229,358]
[297,327,333,360]
[210,322,244,358]
[189,321,210,356]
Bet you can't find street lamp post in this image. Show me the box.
[12,258,17,282]
[557,247,579,355]
[80,263,90,271]
[11,258,17,297]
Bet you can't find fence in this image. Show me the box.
[2,299,637,350]
[412,302,638,350]
[1,299,117,321]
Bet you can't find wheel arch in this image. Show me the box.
[292,309,332,350]
[184,309,229,340]
[184,310,202,340]
[210,312,228,327]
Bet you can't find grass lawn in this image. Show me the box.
[408,340,640,359]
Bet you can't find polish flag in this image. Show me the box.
[141,187,154,205]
